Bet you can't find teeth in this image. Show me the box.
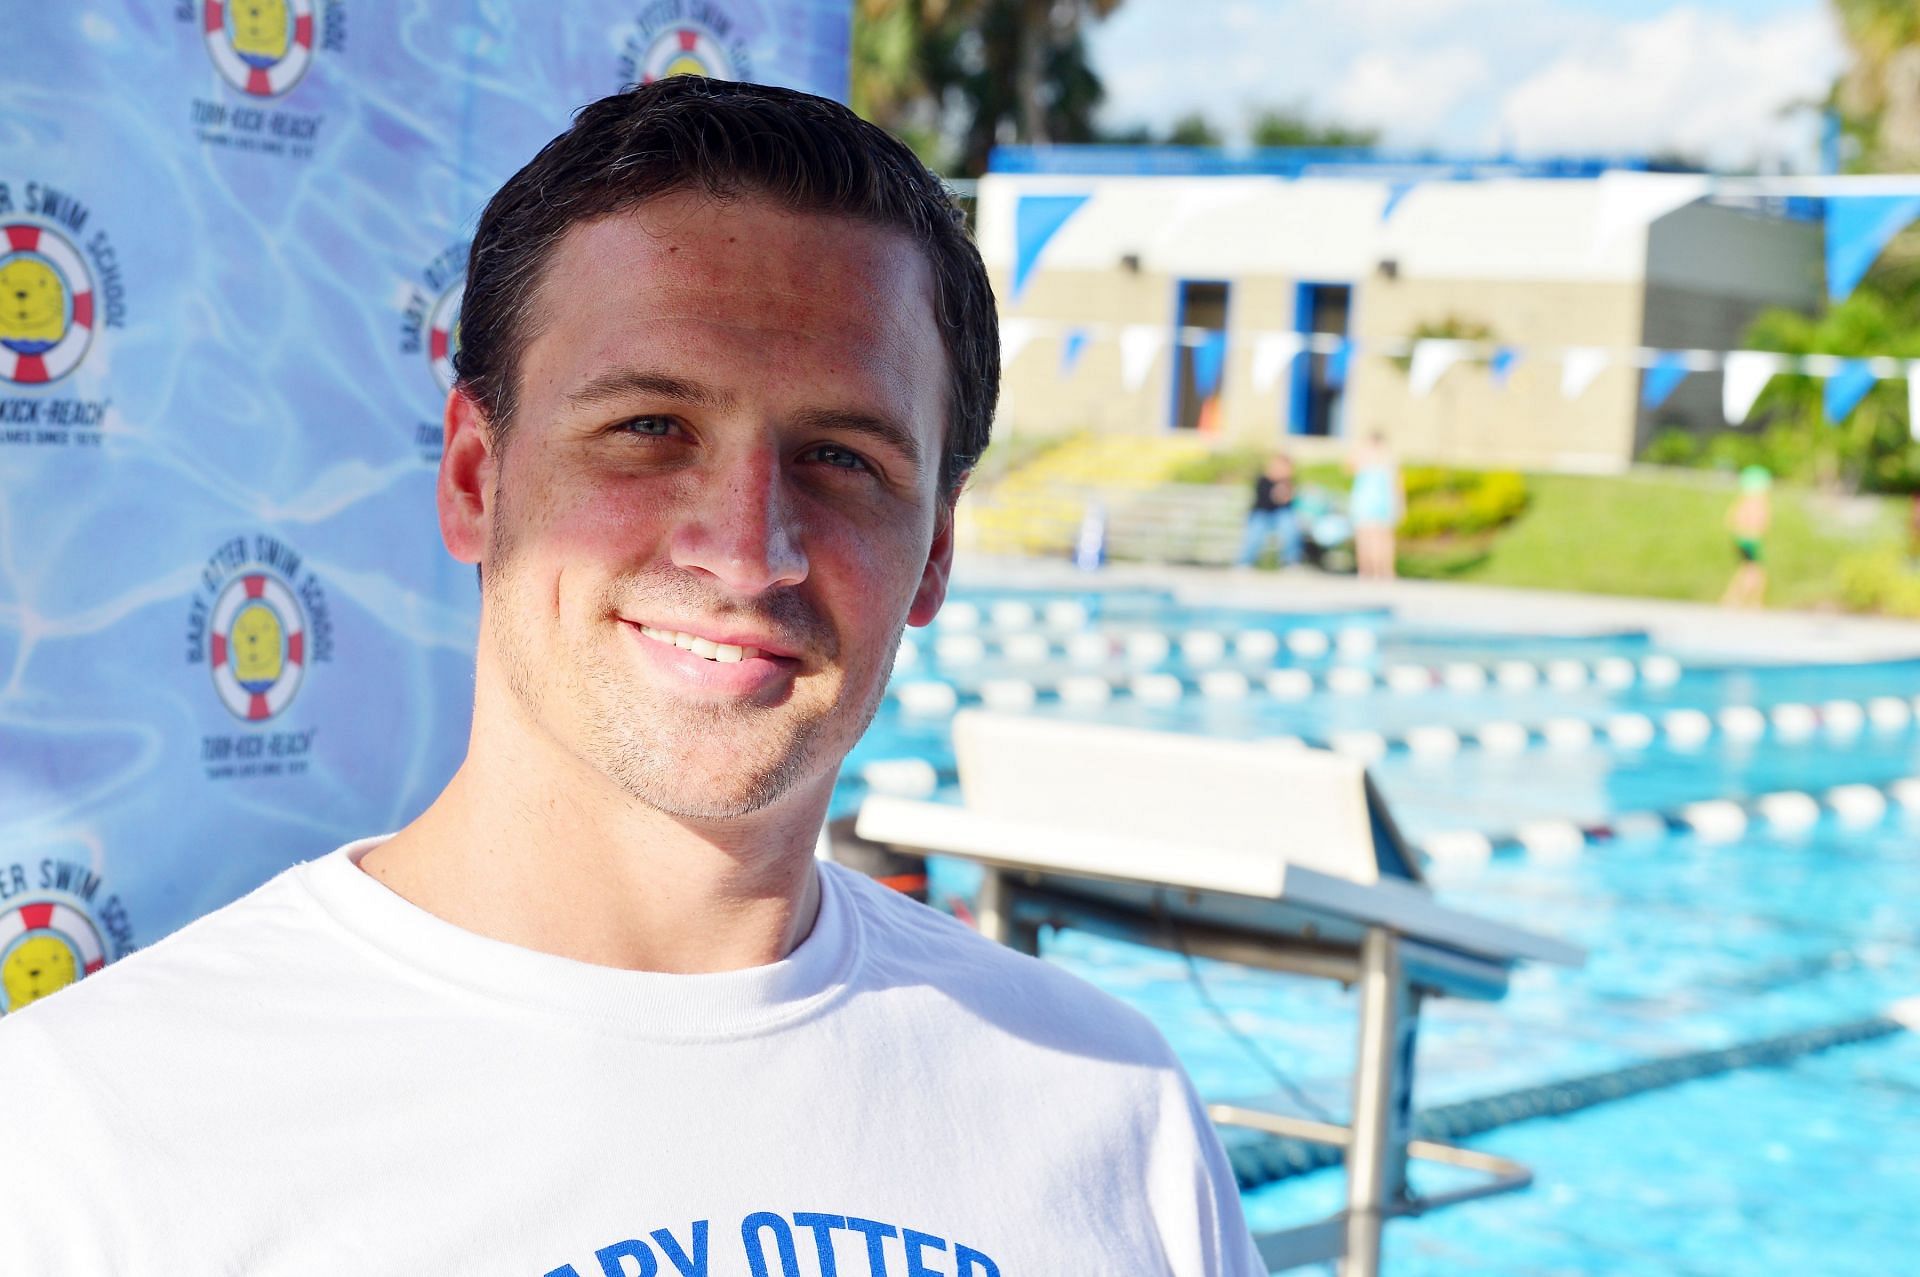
[638,625,763,663]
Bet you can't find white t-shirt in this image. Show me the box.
[0,839,1265,1276]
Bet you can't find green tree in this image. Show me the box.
[1249,106,1378,149]
[1742,286,1920,491]
[1831,0,1920,171]
[1164,113,1223,147]
[851,0,1125,176]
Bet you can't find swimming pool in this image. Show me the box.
[838,586,1920,1274]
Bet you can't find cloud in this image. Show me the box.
[1494,7,1845,165]
[1088,0,1844,167]
[1327,47,1489,143]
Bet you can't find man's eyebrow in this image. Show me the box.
[564,368,738,413]
[792,407,925,472]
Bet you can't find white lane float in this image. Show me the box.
[1329,730,1388,763]
[1404,725,1462,759]
[1609,810,1670,841]
[1888,778,1920,812]
[1605,713,1657,750]
[1285,628,1331,659]
[1716,706,1767,743]
[1042,599,1089,631]
[940,601,982,631]
[1868,696,1913,732]
[980,679,1037,713]
[1768,702,1818,741]
[1820,700,1865,740]
[1179,629,1228,665]
[1475,720,1531,753]
[894,638,920,672]
[1234,629,1281,662]
[1129,673,1184,705]
[1826,783,1887,828]
[1125,631,1172,665]
[1639,654,1683,686]
[1199,670,1251,701]
[861,758,939,799]
[895,681,959,716]
[1542,717,1595,751]
[1327,666,1376,696]
[934,634,987,666]
[1334,627,1378,659]
[1056,675,1114,708]
[1516,821,1585,863]
[1661,708,1714,749]
[1442,662,1488,693]
[1265,669,1315,701]
[1545,660,1589,691]
[989,600,1036,631]
[1384,664,1433,695]
[1001,633,1053,665]
[1593,657,1637,690]
[1420,830,1495,871]
[1495,661,1539,691]
[1678,799,1748,843]
[1755,791,1821,834]
[1067,632,1112,666]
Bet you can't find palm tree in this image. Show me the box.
[1831,0,1920,170]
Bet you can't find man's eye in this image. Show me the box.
[806,444,872,472]
[616,415,677,437]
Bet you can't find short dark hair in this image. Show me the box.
[455,76,997,495]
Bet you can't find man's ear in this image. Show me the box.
[906,488,959,628]
[438,388,496,566]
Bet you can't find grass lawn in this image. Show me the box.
[1416,471,1907,610]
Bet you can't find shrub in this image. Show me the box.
[1837,547,1920,616]
[1398,469,1529,540]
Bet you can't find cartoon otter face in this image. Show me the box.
[0,257,67,349]
[231,0,291,63]
[2,934,79,1012]
[230,602,285,688]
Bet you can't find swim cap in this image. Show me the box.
[1738,465,1772,493]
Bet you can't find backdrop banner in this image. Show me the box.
[0,1,849,1016]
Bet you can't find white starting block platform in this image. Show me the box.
[856,711,1583,1277]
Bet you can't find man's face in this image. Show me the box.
[447,192,954,821]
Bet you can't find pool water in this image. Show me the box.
[837,588,1920,1274]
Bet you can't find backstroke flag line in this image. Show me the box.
[0,3,851,1017]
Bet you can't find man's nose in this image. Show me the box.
[669,447,809,594]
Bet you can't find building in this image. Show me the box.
[975,151,1822,472]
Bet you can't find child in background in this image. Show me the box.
[1722,465,1771,608]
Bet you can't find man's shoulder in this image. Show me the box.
[825,860,1180,1069]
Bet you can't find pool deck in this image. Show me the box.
[952,554,1920,665]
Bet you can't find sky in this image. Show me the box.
[1086,0,1848,171]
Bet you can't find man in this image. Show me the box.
[1235,451,1302,569]
[0,79,1264,1275]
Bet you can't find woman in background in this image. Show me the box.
[1349,431,1402,580]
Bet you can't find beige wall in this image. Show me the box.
[991,265,1177,440]
[1343,276,1648,471]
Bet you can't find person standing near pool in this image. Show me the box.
[1236,449,1303,568]
[1349,430,1403,579]
[1723,464,1772,608]
[0,79,1263,1275]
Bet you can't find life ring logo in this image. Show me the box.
[427,280,461,393]
[0,899,106,1015]
[203,0,316,98]
[640,21,736,82]
[0,222,95,386]
[209,568,308,721]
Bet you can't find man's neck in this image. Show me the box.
[358,716,828,975]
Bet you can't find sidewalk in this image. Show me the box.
[951,553,1920,665]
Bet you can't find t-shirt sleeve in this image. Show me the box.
[1146,1062,1269,1276]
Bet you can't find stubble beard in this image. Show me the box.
[483,515,901,823]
